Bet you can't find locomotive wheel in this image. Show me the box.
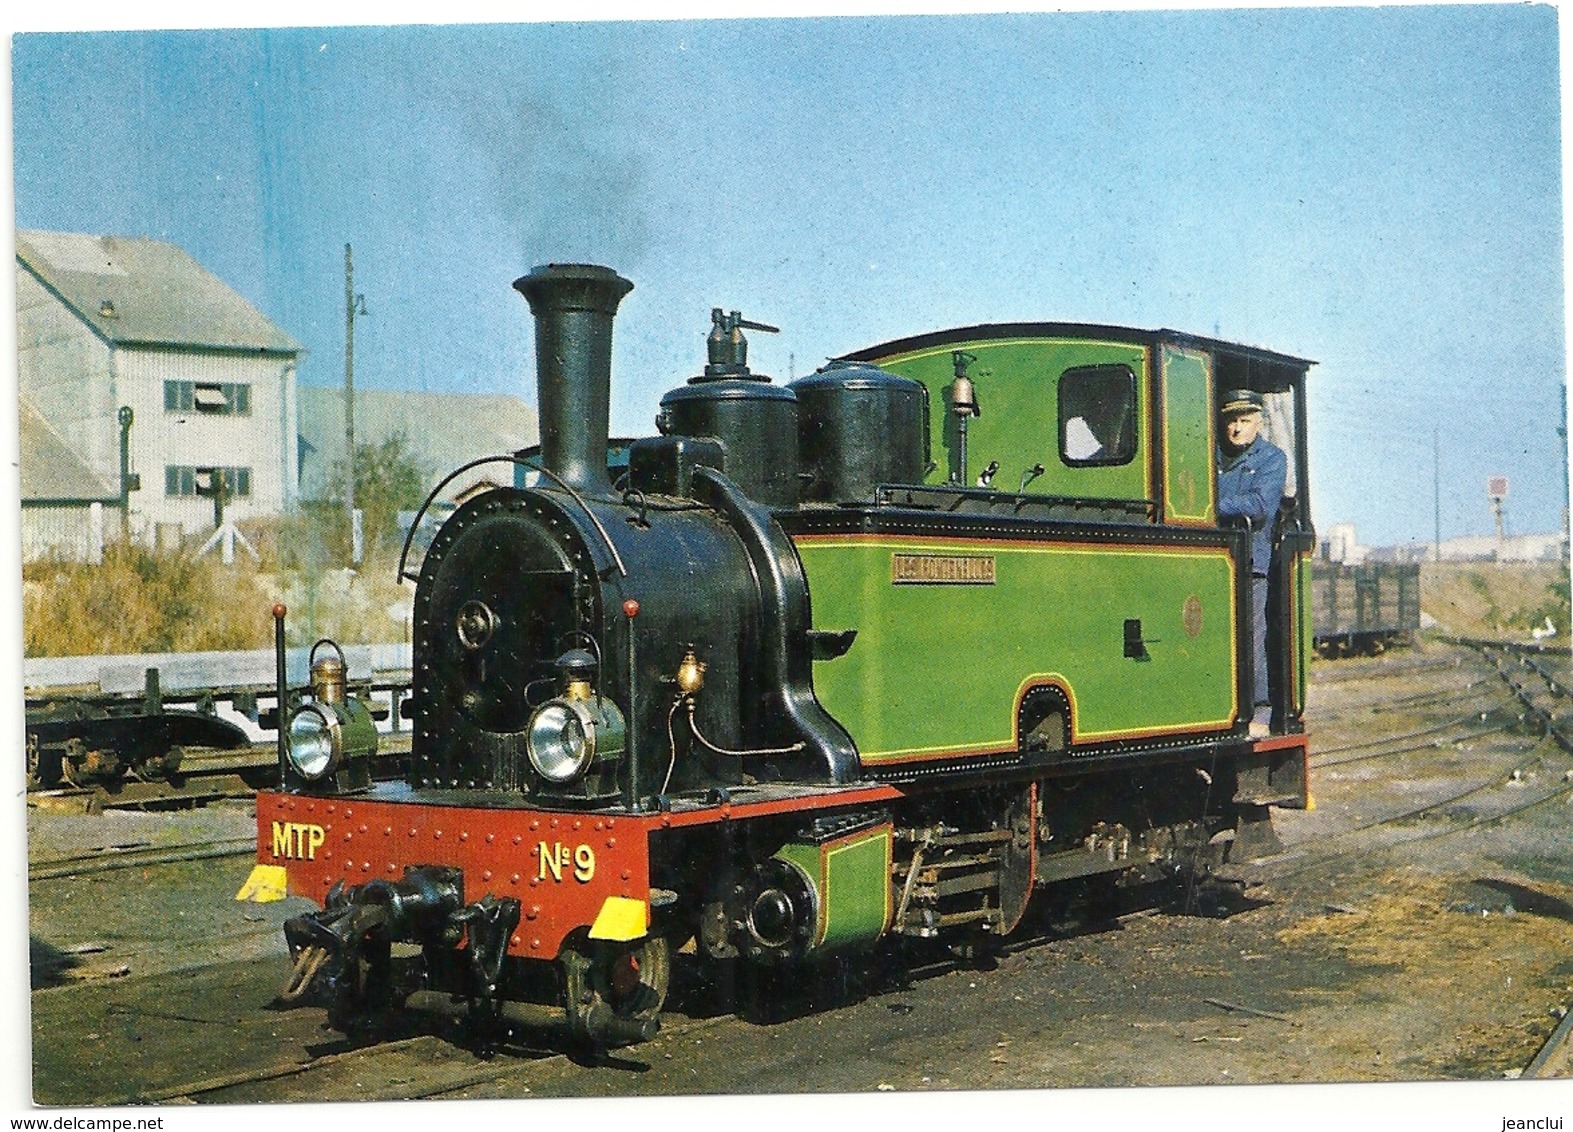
[562,934,671,1047]
[996,784,1036,936]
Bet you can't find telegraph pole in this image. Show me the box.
[1560,382,1569,558]
[343,244,361,566]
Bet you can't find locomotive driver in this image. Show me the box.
[1217,389,1288,739]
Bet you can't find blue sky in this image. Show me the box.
[10,5,1567,547]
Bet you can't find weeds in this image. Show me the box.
[22,541,279,656]
[22,505,421,658]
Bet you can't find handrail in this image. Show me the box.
[874,482,1156,519]
[395,454,627,584]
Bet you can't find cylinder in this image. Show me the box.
[513,264,634,497]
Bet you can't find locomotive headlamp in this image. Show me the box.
[286,693,377,783]
[284,640,378,789]
[287,705,337,780]
[525,650,626,796]
[527,698,598,783]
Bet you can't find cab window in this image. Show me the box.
[1059,364,1137,467]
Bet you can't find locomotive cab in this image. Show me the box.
[809,326,1316,766]
[1206,349,1315,736]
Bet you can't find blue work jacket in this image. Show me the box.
[1217,435,1287,576]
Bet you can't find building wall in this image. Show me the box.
[116,346,298,533]
[21,503,110,564]
[16,267,118,478]
[19,265,301,539]
[1361,532,1570,564]
[1435,533,1568,563]
[1325,522,1365,565]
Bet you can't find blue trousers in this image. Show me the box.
[1251,575,1270,714]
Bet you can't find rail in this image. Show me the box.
[874,481,1156,520]
[1446,636,1573,756]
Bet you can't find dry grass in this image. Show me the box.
[1277,870,1573,986]
[273,551,416,647]
[22,541,281,657]
[1274,869,1573,1076]
[20,509,424,657]
[1421,561,1570,639]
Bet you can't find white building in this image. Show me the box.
[1427,531,1567,563]
[1324,522,1366,565]
[1329,524,1569,564]
[16,230,302,548]
[19,395,119,562]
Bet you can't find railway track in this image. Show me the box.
[1313,708,1516,766]
[1306,651,1471,687]
[1257,737,1573,884]
[1366,677,1499,713]
[28,835,259,882]
[109,1004,737,1104]
[76,955,741,1104]
[1460,639,1573,755]
[137,1033,552,1104]
[1316,682,1504,728]
[1309,659,1498,732]
[1246,637,1573,886]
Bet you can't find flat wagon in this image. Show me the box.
[1312,561,1421,656]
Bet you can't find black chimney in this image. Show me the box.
[514,264,634,496]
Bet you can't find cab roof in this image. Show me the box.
[842,321,1315,378]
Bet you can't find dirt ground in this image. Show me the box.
[15,640,1573,1127]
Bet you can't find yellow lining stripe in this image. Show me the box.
[797,535,1243,761]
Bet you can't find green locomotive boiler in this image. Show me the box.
[245,267,1313,1047]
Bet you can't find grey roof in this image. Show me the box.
[19,396,116,502]
[16,229,300,354]
[297,385,538,497]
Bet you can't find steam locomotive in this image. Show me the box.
[240,264,1314,1047]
